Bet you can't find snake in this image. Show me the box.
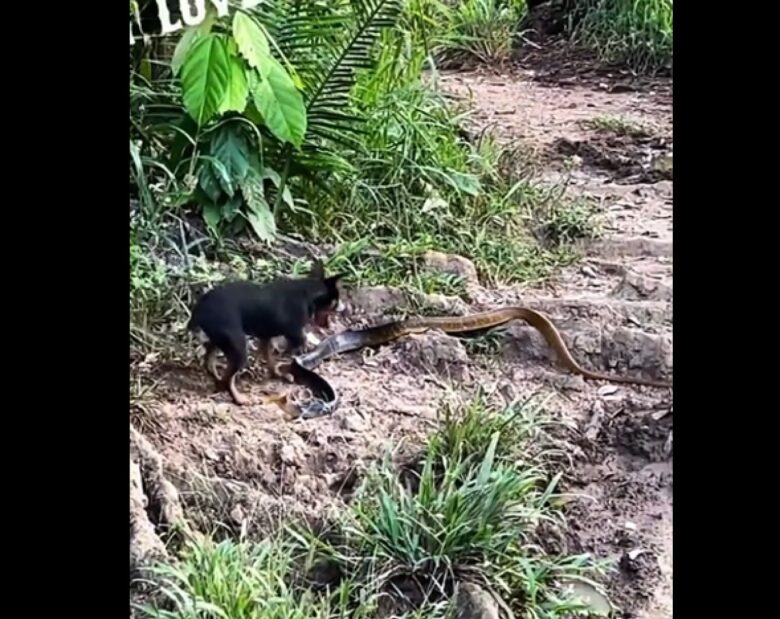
[267,307,673,420]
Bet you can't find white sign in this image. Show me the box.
[130,0,264,44]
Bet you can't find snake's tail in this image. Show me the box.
[512,308,673,389]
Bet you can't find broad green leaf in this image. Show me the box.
[245,207,276,243]
[243,102,264,125]
[203,202,221,233]
[260,166,281,186]
[198,163,222,202]
[210,124,251,183]
[240,169,267,211]
[222,195,242,223]
[242,73,265,124]
[232,11,270,71]
[449,170,481,196]
[261,168,295,209]
[281,185,294,208]
[181,34,231,126]
[252,57,307,146]
[219,54,249,114]
[209,158,235,196]
[171,12,216,76]
[241,171,276,242]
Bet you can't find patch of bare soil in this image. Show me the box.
[131,58,672,618]
[550,133,672,184]
[438,61,672,618]
[514,39,672,95]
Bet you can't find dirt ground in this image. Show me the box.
[132,52,673,618]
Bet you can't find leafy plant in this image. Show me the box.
[296,395,607,616]
[254,0,406,207]
[569,0,673,73]
[129,0,597,341]
[142,8,306,241]
[137,397,609,619]
[439,0,528,65]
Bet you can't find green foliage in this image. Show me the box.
[232,10,271,70]
[137,538,345,619]
[136,397,610,618]
[252,54,307,145]
[134,8,308,243]
[439,0,528,65]
[180,34,231,125]
[129,0,597,338]
[570,0,673,73]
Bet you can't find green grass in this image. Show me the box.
[570,0,673,73]
[285,81,593,288]
[129,0,599,355]
[135,394,613,619]
[131,79,595,348]
[437,0,529,66]
[533,194,600,247]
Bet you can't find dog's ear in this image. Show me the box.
[325,272,346,286]
[309,259,326,279]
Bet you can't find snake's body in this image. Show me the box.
[280,307,672,419]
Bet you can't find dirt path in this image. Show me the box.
[439,67,673,618]
[133,66,672,618]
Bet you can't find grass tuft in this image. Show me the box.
[135,394,612,619]
[570,0,673,73]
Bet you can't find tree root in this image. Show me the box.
[130,425,193,578]
[130,457,168,575]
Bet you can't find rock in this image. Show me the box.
[652,152,673,175]
[454,582,500,619]
[611,271,672,301]
[558,579,612,616]
[278,444,298,466]
[581,264,598,278]
[397,331,469,379]
[552,373,586,391]
[345,286,468,318]
[421,251,479,286]
[322,473,341,488]
[346,287,409,316]
[600,328,673,380]
[502,322,672,382]
[339,412,367,433]
[229,503,245,524]
[501,323,580,363]
[423,293,470,315]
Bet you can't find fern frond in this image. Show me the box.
[254,0,403,148]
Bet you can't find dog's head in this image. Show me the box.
[308,260,346,328]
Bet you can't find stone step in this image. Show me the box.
[497,323,672,383]
[473,294,672,330]
[356,322,673,385]
[585,237,673,258]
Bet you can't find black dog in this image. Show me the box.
[187,261,344,404]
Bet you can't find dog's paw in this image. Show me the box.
[272,361,295,382]
[305,331,322,348]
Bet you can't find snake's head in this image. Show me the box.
[309,264,347,330]
[298,399,334,419]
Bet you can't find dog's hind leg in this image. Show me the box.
[203,342,220,381]
[211,331,250,405]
